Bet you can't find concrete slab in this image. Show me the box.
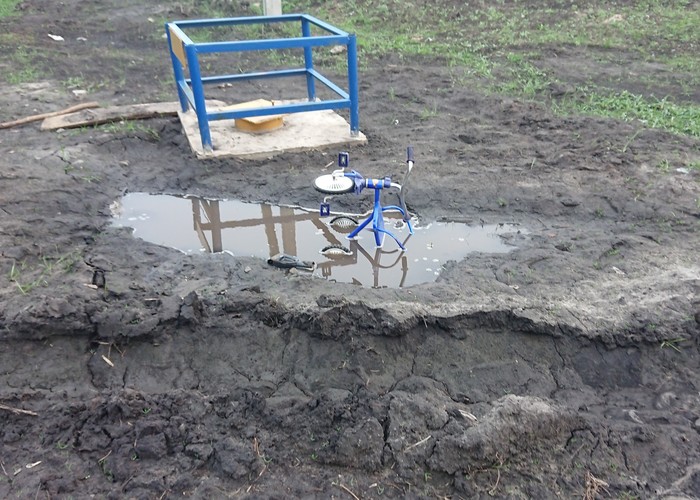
[178,100,367,160]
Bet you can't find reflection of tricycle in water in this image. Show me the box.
[313,147,415,250]
[316,229,412,288]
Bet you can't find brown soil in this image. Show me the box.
[1,1,699,498]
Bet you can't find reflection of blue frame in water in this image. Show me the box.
[316,237,411,288]
[190,198,410,287]
[113,193,525,288]
[191,198,344,254]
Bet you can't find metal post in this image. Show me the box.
[186,44,213,152]
[301,18,316,102]
[347,34,360,136]
[263,0,282,16]
[165,25,189,112]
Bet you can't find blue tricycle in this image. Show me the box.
[313,147,415,250]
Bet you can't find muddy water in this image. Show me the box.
[112,193,526,287]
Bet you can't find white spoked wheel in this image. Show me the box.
[313,174,355,194]
[329,215,359,233]
[320,244,353,257]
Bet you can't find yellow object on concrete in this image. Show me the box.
[219,99,285,134]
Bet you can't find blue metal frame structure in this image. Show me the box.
[165,14,360,151]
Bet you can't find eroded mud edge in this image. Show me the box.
[1,306,699,499]
[1,253,699,498]
[1,249,696,347]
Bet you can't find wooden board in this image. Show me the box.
[235,116,285,133]
[218,99,286,133]
[41,102,181,130]
[168,26,188,68]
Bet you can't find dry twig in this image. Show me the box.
[584,470,609,500]
[98,450,112,464]
[332,481,360,500]
[403,434,432,453]
[0,403,38,416]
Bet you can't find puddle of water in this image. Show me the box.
[112,193,526,288]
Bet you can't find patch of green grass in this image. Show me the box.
[9,261,37,294]
[667,54,700,75]
[61,74,107,93]
[6,67,40,85]
[0,32,21,44]
[0,33,43,85]
[9,252,79,295]
[6,48,42,84]
[618,492,640,500]
[494,56,551,97]
[286,0,494,70]
[521,2,700,57]
[99,121,160,141]
[286,1,698,64]
[282,0,698,103]
[604,247,620,257]
[656,159,671,173]
[554,89,700,138]
[418,102,438,121]
[660,338,685,352]
[265,49,304,68]
[0,0,20,18]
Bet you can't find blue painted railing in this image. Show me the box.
[165,14,359,151]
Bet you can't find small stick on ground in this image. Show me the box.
[403,434,432,453]
[40,101,180,130]
[584,470,609,500]
[0,404,38,416]
[488,467,501,496]
[332,481,360,500]
[0,101,99,129]
[246,466,268,493]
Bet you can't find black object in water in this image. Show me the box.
[267,253,315,271]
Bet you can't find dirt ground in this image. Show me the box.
[1,1,699,498]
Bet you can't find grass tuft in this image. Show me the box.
[0,0,21,18]
[554,89,700,137]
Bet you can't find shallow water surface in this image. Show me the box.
[112,193,526,288]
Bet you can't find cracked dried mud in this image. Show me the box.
[1,1,699,498]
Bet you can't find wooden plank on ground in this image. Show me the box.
[0,101,99,130]
[40,102,181,130]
